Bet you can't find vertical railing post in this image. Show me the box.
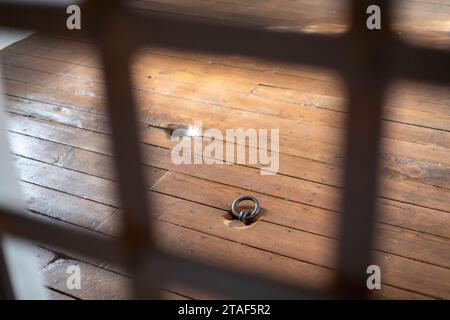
[336,0,392,298]
[0,242,15,299]
[94,2,158,299]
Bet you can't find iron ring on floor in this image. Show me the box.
[231,195,261,224]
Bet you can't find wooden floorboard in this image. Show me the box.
[20,174,439,300]
[8,129,449,267]
[3,39,450,161]
[30,216,194,300]
[5,36,450,128]
[8,132,450,298]
[3,70,450,213]
[6,108,450,239]
[1,13,449,299]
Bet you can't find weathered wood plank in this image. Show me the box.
[9,131,450,270]
[2,28,449,301]
[46,288,76,300]
[4,37,450,129]
[6,95,449,197]
[12,152,450,298]
[41,258,131,300]
[3,60,450,189]
[7,115,450,239]
[22,181,433,300]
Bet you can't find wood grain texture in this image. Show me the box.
[1,5,449,299]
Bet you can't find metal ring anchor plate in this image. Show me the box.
[230,195,261,224]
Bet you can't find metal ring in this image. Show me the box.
[231,195,261,223]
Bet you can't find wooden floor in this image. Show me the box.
[1,0,450,300]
